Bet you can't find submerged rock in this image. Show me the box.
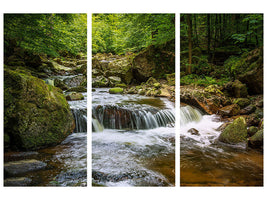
[4,159,47,176]
[4,68,75,150]
[4,177,32,186]
[188,128,200,136]
[219,117,247,144]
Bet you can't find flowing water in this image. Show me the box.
[5,75,87,186]
[92,88,175,186]
[180,105,263,186]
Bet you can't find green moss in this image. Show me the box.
[109,87,124,94]
[219,117,247,144]
[233,98,250,108]
[115,83,127,88]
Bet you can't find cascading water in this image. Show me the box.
[180,104,263,186]
[92,88,175,186]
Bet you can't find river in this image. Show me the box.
[92,88,175,186]
[180,105,263,186]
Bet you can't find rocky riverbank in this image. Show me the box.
[4,46,87,186]
[92,39,175,101]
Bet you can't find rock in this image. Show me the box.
[4,159,47,176]
[63,75,85,88]
[240,105,256,115]
[4,68,75,150]
[4,177,32,186]
[153,82,161,89]
[246,114,261,127]
[108,76,121,86]
[219,117,247,144]
[239,67,263,95]
[92,76,109,87]
[132,39,175,83]
[106,57,133,84]
[109,87,124,94]
[115,83,127,88]
[233,98,250,108]
[66,92,84,101]
[248,129,263,148]
[216,122,231,132]
[188,128,200,136]
[54,78,69,91]
[224,80,248,98]
[66,86,87,93]
[248,126,258,137]
[218,104,240,117]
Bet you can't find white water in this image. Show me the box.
[180,105,222,148]
[92,88,175,186]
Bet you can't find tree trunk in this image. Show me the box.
[187,14,192,74]
[207,14,211,61]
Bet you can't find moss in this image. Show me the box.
[66,86,87,93]
[219,117,247,144]
[115,83,127,88]
[4,68,74,150]
[109,87,124,94]
[233,98,250,108]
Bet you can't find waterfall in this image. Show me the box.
[92,118,104,132]
[92,105,175,130]
[71,108,87,133]
[180,105,202,126]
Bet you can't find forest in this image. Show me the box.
[180,14,263,186]
[92,13,175,54]
[4,14,87,186]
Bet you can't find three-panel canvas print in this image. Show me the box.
[3,13,263,187]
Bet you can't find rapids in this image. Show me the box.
[92,88,175,186]
[180,105,263,186]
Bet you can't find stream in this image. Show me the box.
[4,74,87,186]
[180,105,263,186]
[92,88,175,186]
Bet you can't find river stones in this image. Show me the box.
[188,128,200,136]
[233,98,250,108]
[218,104,240,117]
[4,177,32,186]
[218,117,247,144]
[248,129,263,149]
[4,159,47,176]
[4,68,75,150]
[66,92,84,101]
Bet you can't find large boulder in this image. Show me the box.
[218,117,247,144]
[132,39,175,83]
[106,57,133,84]
[239,67,263,95]
[4,68,75,150]
[223,80,248,98]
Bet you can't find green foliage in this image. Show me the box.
[4,14,87,57]
[92,14,175,54]
[180,74,228,87]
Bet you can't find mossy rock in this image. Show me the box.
[109,87,124,94]
[66,86,87,93]
[66,92,84,101]
[115,83,127,88]
[4,68,74,150]
[233,98,250,108]
[248,129,263,148]
[219,117,247,144]
[248,126,258,136]
[153,82,161,89]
